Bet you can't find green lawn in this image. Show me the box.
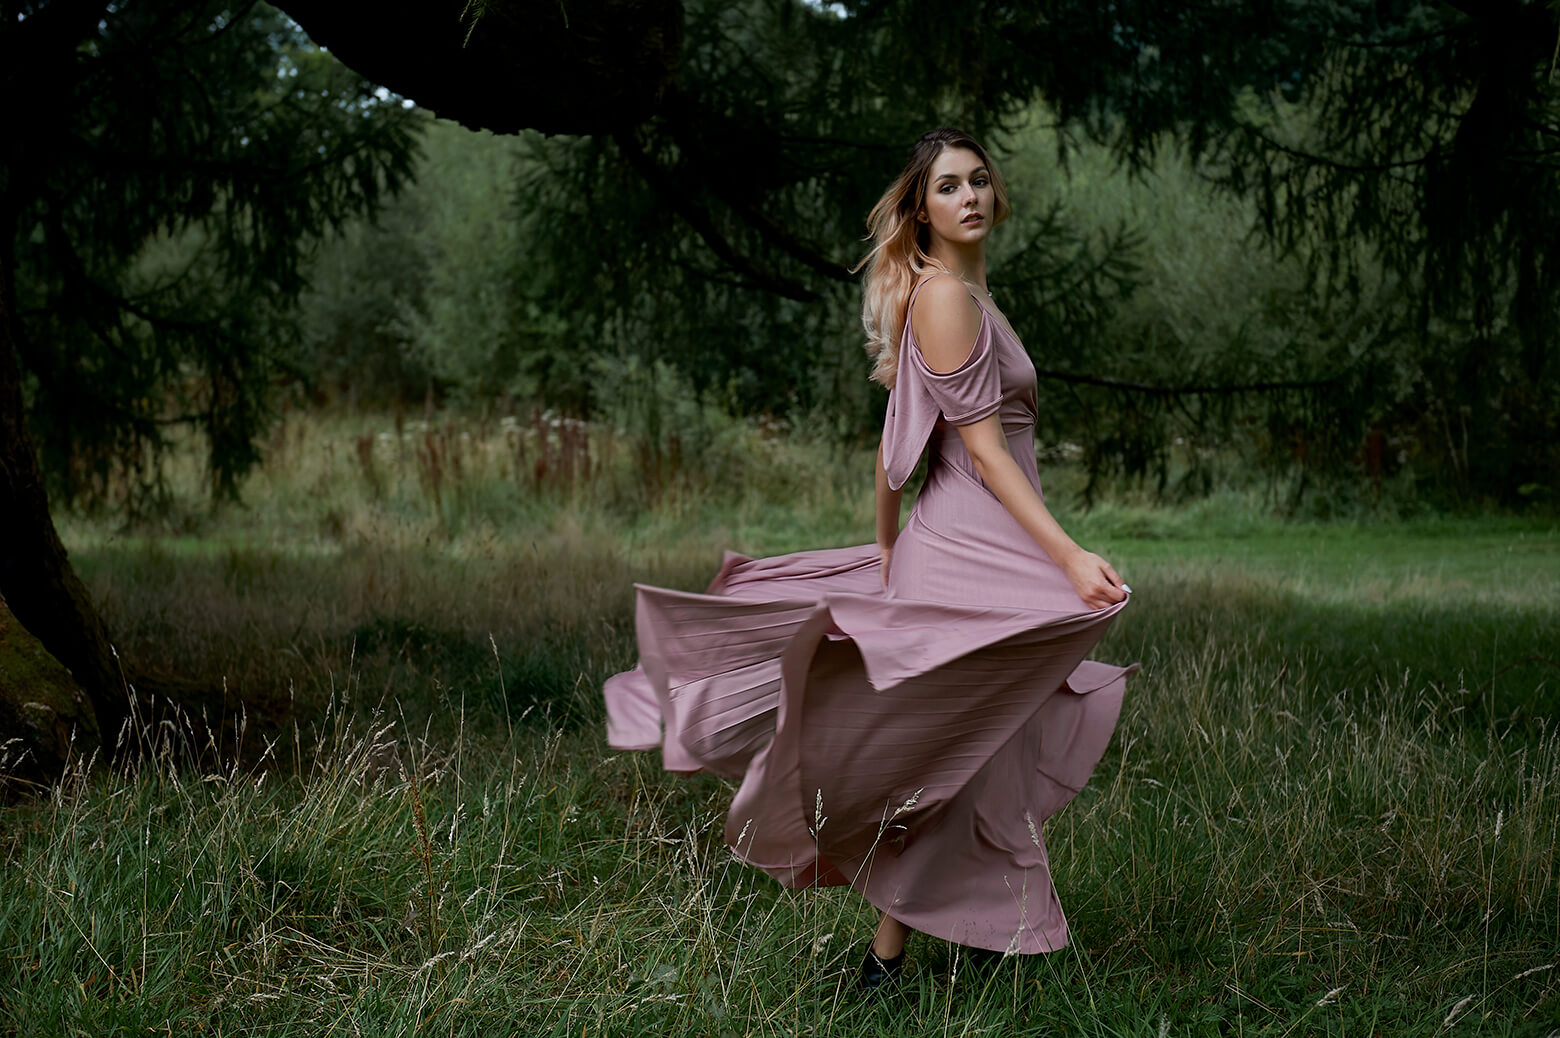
[4,415,1557,1036]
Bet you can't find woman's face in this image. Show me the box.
[918,146,994,248]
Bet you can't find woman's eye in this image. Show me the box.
[974,177,989,187]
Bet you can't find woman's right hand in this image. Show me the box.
[878,543,893,587]
[1063,550,1128,610]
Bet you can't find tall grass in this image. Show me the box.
[4,629,1555,1034]
[6,411,1558,1035]
[52,409,866,731]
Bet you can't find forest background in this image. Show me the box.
[1,1,1558,1035]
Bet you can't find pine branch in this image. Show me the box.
[1318,27,1460,50]
[188,1,264,48]
[611,129,821,303]
[1240,123,1440,174]
[1030,369,1343,397]
[660,94,857,285]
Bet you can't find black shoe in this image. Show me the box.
[857,943,904,991]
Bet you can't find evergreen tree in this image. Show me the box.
[0,1,419,757]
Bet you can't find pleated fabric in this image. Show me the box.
[604,277,1135,954]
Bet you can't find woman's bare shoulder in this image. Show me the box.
[910,276,983,374]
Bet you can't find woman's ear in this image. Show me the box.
[916,210,928,223]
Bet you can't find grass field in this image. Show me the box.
[3,413,1557,1036]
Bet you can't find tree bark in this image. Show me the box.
[0,595,97,787]
[0,222,129,754]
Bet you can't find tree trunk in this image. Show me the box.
[1,595,97,787]
[0,225,128,755]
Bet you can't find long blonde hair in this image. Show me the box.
[856,128,1011,389]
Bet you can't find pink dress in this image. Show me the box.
[604,278,1135,954]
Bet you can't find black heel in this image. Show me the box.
[857,942,905,991]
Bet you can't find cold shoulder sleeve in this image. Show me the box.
[880,312,999,491]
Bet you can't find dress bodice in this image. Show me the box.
[881,280,1040,494]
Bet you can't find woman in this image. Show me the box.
[604,127,1134,990]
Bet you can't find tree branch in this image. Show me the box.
[1240,124,1440,174]
[658,94,857,285]
[1030,369,1343,396]
[611,129,821,302]
[271,0,681,137]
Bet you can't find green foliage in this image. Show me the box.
[394,132,524,403]
[492,0,1560,507]
[4,1,420,506]
[300,116,592,410]
[298,171,434,406]
[995,120,1404,503]
[305,92,1554,513]
[3,0,1552,514]
[1187,9,1560,506]
[499,0,1143,428]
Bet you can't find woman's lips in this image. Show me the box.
[961,213,984,224]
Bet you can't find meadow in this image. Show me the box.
[2,411,1557,1036]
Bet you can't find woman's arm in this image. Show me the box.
[911,278,1125,609]
[875,441,902,585]
[953,416,1125,609]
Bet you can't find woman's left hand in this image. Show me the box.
[1063,550,1128,610]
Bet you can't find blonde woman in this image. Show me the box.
[605,127,1134,991]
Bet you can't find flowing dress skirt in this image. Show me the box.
[604,535,1132,953]
[606,281,1134,953]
